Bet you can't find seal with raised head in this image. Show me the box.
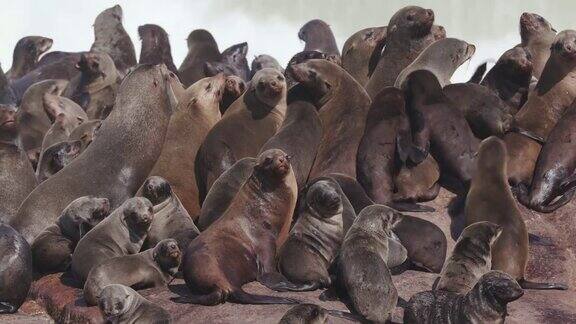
[336,204,401,323]
[178,29,221,87]
[219,75,245,114]
[0,105,37,222]
[465,136,567,290]
[31,196,110,274]
[99,284,172,324]
[436,221,502,294]
[11,64,177,243]
[138,24,179,75]
[299,19,340,61]
[505,30,576,186]
[0,224,32,314]
[7,36,53,80]
[395,38,476,88]
[260,99,322,189]
[404,271,524,324]
[64,52,121,120]
[481,47,533,111]
[220,42,250,81]
[289,59,370,179]
[90,5,137,76]
[517,101,576,212]
[138,176,200,249]
[519,12,557,80]
[405,70,479,191]
[35,140,82,183]
[341,26,387,86]
[278,178,352,290]
[176,149,301,305]
[366,6,440,98]
[84,238,181,306]
[195,68,287,198]
[149,74,225,218]
[71,197,154,283]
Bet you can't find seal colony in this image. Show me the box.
[0,4,574,323]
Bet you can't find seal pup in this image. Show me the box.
[480,47,533,111]
[395,38,476,88]
[366,6,440,98]
[0,65,16,105]
[71,197,154,283]
[138,24,178,75]
[436,221,502,294]
[465,136,567,290]
[11,64,177,243]
[99,284,172,324]
[64,52,121,120]
[279,304,358,324]
[404,271,524,324]
[68,119,102,152]
[0,104,37,222]
[517,102,576,212]
[178,29,221,87]
[336,205,401,323]
[0,224,32,314]
[195,68,287,198]
[505,30,576,186]
[16,79,68,162]
[35,140,82,183]
[138,176,200,249]
[278,179,349,290]
[7,36,53,79]
[299,19,340,61]
[289,59,370,179]
[405,70,479,191]
[31,196,110,274]
[250,54,283,78]
[90,5,137,76]
[341,26,387,86]
[519,12,557,80]
[260,99,322,189]
[84,239,181,306]
[197,157,256,230]
[149,74,225,218]
[176,149,301,305]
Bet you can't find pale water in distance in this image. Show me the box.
[1,0,574,82]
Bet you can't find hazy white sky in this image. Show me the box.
[1,0,574,82]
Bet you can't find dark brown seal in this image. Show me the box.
[175,149,300,305]
[11,64,177,243]
[250,54,283,79]
[178,29,221,87]
[149,74,225,218]
[0,64,16,105]
[519,12,557,80]
[84,238,181,306]
[289,59,370,179]
[299,19,340,60]
[342,26,387,86]
[71,197,154,283]
[0,105,37,222]
[505,30,576,186]
[35,140,82,183]
[99,284,172,324]
[68,119,102,152]
[220,75,246,114]
[195,68,287,199]
[31,196,110,274]
[7,36,53,80]
[138,24,178,75]
[404,271,524,324]
[366,6,440,98]
[465,136,567,290]
[0,224,32,314]
[90,5,137,76]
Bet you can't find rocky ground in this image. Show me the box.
[5,189,576,323]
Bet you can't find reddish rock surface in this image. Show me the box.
[9,189,576,323]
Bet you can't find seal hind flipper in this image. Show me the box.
[258,272,321,292]
[387,202,435,212]
[171,290,226,306]
[230,289,301,305]
[326,309,364,322]
[536,188,576,213]
[0,302,17,314]
[468,62,487,84]
[518,278,568,290]
[508,126,545,145]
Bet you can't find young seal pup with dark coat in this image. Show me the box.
[84,239,181,305]
[99,284,172,324]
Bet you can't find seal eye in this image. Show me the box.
[206,83,212,91]
[277,75,284,82]
[364,31,374,40]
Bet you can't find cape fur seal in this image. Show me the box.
[0,65,16,105]
[519,12,557,80]
[35,140,82,183]
[0,224,33,314]
[138,24,179,75]
[342,26,387,86]
[98,284,172,324]
[178,29,221,87]
[250,54,283,78]
[7,36,53,79]
[299,19,340,61]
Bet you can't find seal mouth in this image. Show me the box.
[169,250,181,259]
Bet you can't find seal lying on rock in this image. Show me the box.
[98,284,172,324]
